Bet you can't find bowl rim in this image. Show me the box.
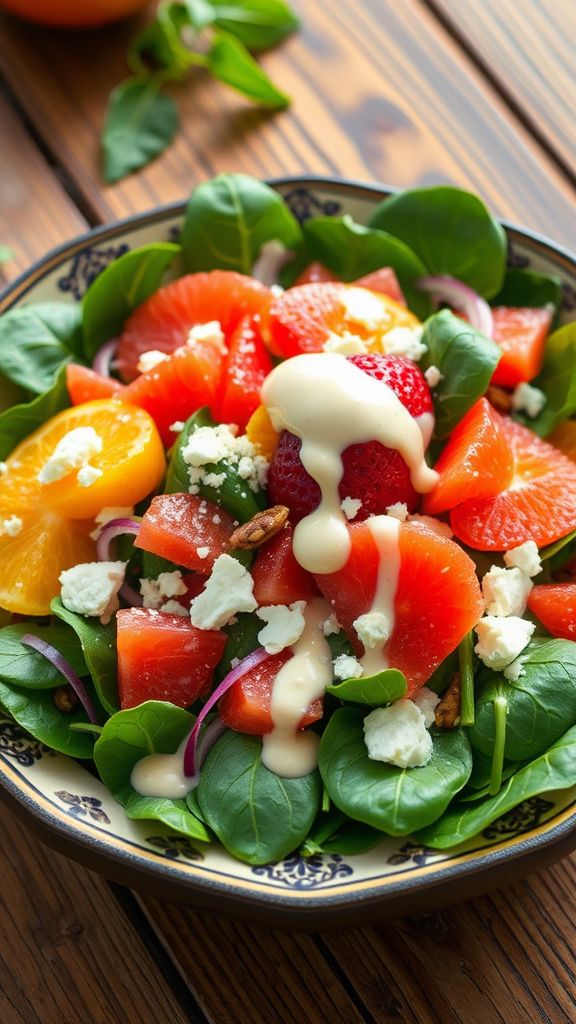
[0,174,575,925]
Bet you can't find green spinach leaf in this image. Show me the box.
[0,303,84,393]
[301,810,382,857]
[319,707,472,835]
[470,638,576,762]
[51,598,119,715]
[530,322,576,436]
[420,310,502,437]
[102,78,180,185]
[0,679,98,757]
[369,186,507,298]
[197,729,322,863]
[213,0,298,51]
[207,32,289,108]
[0,367,69,461]
[326,668,406,706]
[0,622,87,688]
[82,241,180,359]
[491,269,562,321]
[214,612,262,683]
[416,724,576,848]
[93,700,209,842]
[182,172,301,274]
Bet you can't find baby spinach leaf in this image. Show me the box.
[420,310,502,437]
[425,649,458,695]
[459,756,525,802]
[470,638,576,763]
[530,322,576,436]
[0,679,98,758]
[128,4,195,80]
[301,810,382,857]
[0,622,87,688]
[207,32,289,108]
[214,613,262,683]
[491,269,562,321]
[540,528,576,564]
[182,172,301,274]
[213,0,299,51]
[197,730,322,864]
[326,668,406,706]
[51,598,119,715]
[416,724,576,848]
[82,241,180,360]
[369,186,507,298]
[102,78,180,185]
[93,700,209,842]
[0,303,84,394]
[0,367,69,461]
[298,216,431,319]
[167,407,264,521]
[318,707,472,835]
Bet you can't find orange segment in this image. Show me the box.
[29,400,165,519]
[245,404,280,461]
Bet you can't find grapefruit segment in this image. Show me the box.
[215,316,273,431]
[66,364,121,404]
[218,652,323,734]
[490,306,552,387]
[527,583,576,641]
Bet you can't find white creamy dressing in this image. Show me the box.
[130,735,194,800]
[360,515,402,676]
[261,597,333,777]
[261,353,437,575]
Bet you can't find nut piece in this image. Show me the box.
[486,385,512,413]
[434,673,461,729]
[53,685,79,713]
[229,505,290,550]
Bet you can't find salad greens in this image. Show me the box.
[0,172,574,870]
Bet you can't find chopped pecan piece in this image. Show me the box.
[434,672,461,729]
[486,385,513,413]
[229,505,289,550]
[53,685,79,713]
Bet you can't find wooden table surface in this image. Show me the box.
[0,1,575,1020]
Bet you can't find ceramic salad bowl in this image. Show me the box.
[0,177,575,930]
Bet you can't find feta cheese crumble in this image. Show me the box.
[0,515,23,537]
[413,687,441,728]
[77,464,103,488]
[60,561,126,625]
[383,326,427,362]
[504,540,542,578]
[353,610,392,648]
[0,462,7,475]
[340,496,362,521]
[322,332,368,356]
[137,350,169,374]
[256,601,307,654]
[341,287,387,332]
[363,700,433,768]
[321,614,341,637]
[140,570,188,612]
[38,427,103,485]
[186,321,226,352]
[424,365,444,388]
[333,654,363,681]
[386,502,408,522]
[90,506,134,541]
[159,599,188,617]
[182,424,268,495]
[482,565,533,617]
[190,554,257,630]
[474,615,535,671]
[511,382,547,418]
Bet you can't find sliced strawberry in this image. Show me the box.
[293,262,339,286]
[527,583,576,640]
[214,316,273,431]
[490,306,552,387]
[120,338,225,446]
[135,493,235,572]
[354,267,406,305]
[218,651,323,734]
[66,364,121,404]
[116,271,271,382]
[268,353,432,521]
[314,519,483,695]
[117,608,226,709]
[450,417,576,550]
[251,524,319,605]
[423,399,514,515]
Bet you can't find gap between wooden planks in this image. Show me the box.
[0,0,574,250]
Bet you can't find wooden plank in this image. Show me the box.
[0,93,87,287]
[428,0,576,181]
[0,807,194,1024]
[0,1,574,246]
[137,859,576,1024]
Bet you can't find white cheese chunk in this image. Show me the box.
[137,349,169,374]
[77,464,103,488]
[333,654,363,681]
[0,515,23,537]
[363,700,433,768]
[474,615,535,670]
[386,502,409,522]
[340,496,362,521]
[511,382,547,418]
[159,600,189,617]
[190,554,257,630]
[482,565,533,617]
[424,365,444,388]
[186,320,226,353]
[38,427,103,485]
[341,287,386,332]
[321,614,341,637]
[256,601,307,654]
[59,561,126,625]
[322,332,368,356]
[504,540,542,578]
[140,571,187,610]
[353,610,392,649]
[182,423,268,494]
[383,326,427,362]
[413,687,441,728]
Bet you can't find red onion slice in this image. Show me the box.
[92,338,119,378]
[251,240,293,287]
[183,647,271,778]
[417,275,494,338]
[96,517,143,607]
[21,634,100,724]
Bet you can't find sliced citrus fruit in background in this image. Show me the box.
[67,364,122,404]
[527,583,576,641]
[293,262,339,286]
[354,267,406,305]
[245,405,280,461]
[215,316,274,431]
[490,306,552,387]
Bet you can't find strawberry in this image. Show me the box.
[267,353,433,521]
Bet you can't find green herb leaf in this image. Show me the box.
[0,303,85,394]
[458,632,475,727]
[182,0,216,29]
[326,668,407,706]
[416,724,576,848]
[93,700,210,842]
[128,3,198,79]
[420,310,502,437]
[491,269,562,321]
[51,598,119,715]
[197,729,322,863]
[319,707,472,835]
[369,186,507,298]
[212,0,299,51]
[0,679,99,758]
[470,638,576,762]
[214,612,262,683]
[0,366,69,461]
[207,31,289,107]
[301,810,382,857]
[529,322,576,436]
[0,622,87,688]
[82,241,180,359]
[102,77,180,185]
[182,172,301,274]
